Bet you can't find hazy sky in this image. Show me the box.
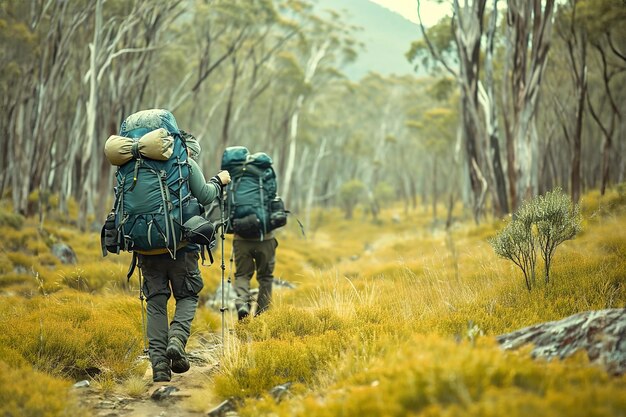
[369,0,451,26]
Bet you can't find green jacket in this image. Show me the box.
[188,158,220,206]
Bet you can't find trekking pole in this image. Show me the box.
[137,267,149,355]
[219,190,227,357]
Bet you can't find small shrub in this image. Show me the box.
[373,182,394,208]
[0,210,25,229]
[339,180,365,219]
[490,188,582,290]
[534,189,582,283]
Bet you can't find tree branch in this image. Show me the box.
[416,0,458,77]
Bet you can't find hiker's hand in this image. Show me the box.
[216,170,231,185]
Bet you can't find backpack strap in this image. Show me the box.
[126,251,138,280]
[175,154,184,225]
[200,244,214,266]
[129,159,142,191]
[258,175,266,241]
[155,169,177,258]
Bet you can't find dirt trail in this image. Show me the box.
[76,344,221,417]
[75,227,422,416]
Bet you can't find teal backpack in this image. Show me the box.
[102,109,202,259]
[221,146,286,239]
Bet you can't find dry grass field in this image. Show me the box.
[0,187,624,416]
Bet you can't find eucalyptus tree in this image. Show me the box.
[277,2,358,205]
[79,0,187,228]
[578,0,626,194]
[285,76,368,221]
[354,73,406,221]
[552,0,587,203]
[184,1,298,153]
[0,1,40,202]
[0,0,94,215]
[502,0,556,208]
[407,98,459,221]
[409,0,508,222]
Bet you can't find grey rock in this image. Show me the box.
[73,380,90,388]
[51,242,77,264]
[207,398,238,417]
[151,385,179,401]
[269,381,292,402]
[497,308,626,375]
[13,265,28,274]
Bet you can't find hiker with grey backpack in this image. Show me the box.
[221,146,287,320]
[101,109,230,382]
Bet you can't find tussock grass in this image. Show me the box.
[214,330,347,398]
[0,289,144,380]
[122,375,150,398]
[1,189,625,416]
[0,209,25,229]
[246,336,626,417]
[92,372,117,394]
[205,191,626,416]
[0,361,88,417]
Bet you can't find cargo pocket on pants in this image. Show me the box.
[183,252,204,296]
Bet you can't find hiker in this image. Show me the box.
[232,221,279,319]
[138,158,230,383]
[102,109,230,382]
[221,146,287,320]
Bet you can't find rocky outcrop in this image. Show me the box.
[51,242,77,264]
[497,308,626,375]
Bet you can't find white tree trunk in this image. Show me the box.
[304,137,328,232]
[282,39,330,204]
[79,0,103,227]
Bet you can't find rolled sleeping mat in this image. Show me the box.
[104,128,174,166]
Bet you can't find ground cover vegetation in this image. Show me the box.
[1,1,625,415]
[0,186,624,416]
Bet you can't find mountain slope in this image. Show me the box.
[317,0,422,79]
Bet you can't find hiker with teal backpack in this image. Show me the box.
[102,109,230,382]
[221,146,287,320]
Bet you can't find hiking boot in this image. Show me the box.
[237,303,250,321]
[152,361,171,382]
[166,337,190,374]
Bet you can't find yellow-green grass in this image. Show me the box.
[0,289,145,380]
[238,336,626,417]
[121,375,150,398]
[0,361,88,417]
[1,187,625,416]
[205,190,626,416]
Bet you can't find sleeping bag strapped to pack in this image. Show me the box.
[102,109,202,258]
[221,146,286,239]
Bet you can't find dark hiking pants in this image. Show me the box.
[138,251,203,367]
[233,238,277,315]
